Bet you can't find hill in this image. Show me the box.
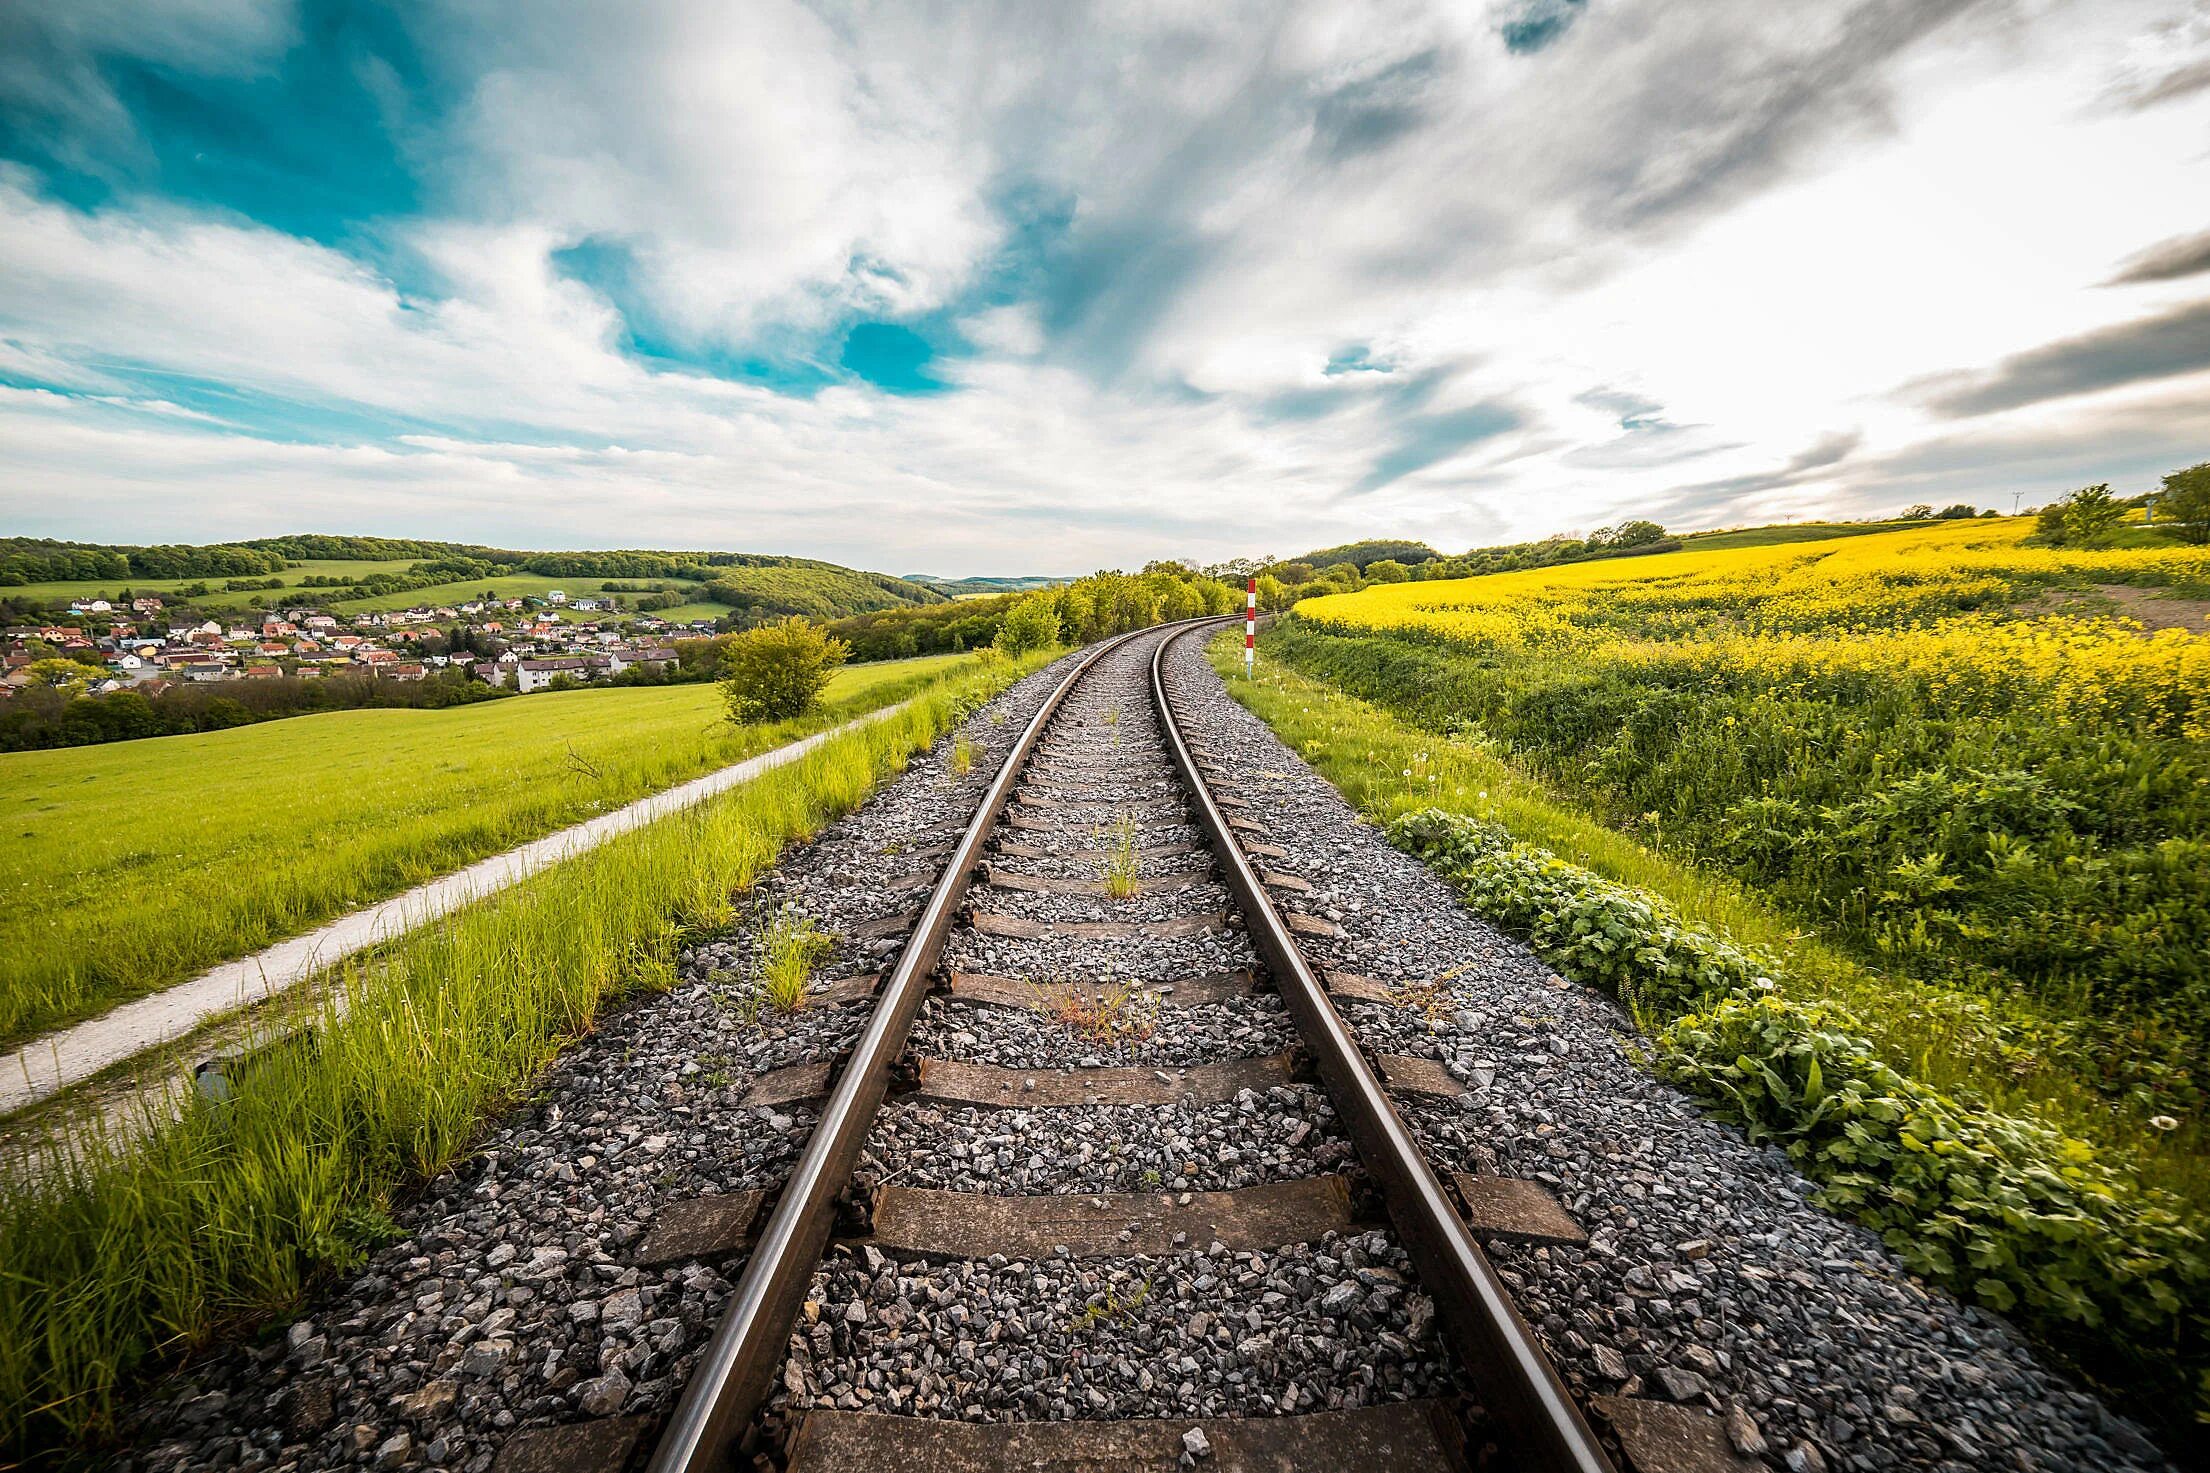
[0,535,947,624]
[903,574,1063,597]
[1296,539,1440,570]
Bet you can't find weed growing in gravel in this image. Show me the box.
[0,650,1053,1459]
[950,733,978,777]
[759,910,835,1013]
[1100,814,1142,899]
[1032,977,1159,1044]
[1069,1275,1151,1330]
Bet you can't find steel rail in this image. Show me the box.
[1150,623,1618,1473]
[647,621,1181,1473]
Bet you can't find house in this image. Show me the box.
[305,614,337,631]
[514,656,604,693]
[358,648,397,667]
[382,662,427,682]
[243,664,283,680]
[546,590,567,604]
[131,597,164,615]
[68,598,112,614]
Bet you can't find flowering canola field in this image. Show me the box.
[1298,518,2210,741]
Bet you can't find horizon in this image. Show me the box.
[2,2,2207,569]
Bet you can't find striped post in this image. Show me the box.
[1245,576,1257,679]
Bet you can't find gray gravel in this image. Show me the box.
[862,1089,1354,1196]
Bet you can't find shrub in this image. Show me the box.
[1387,808,1774,1018]
[1653,991,2208,1391]
[992,596,1062,656]
[720,617,850,722]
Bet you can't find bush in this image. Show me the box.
[720,617,850,722]
[992,596,1062,657]
[1387,808,1774,1018]
[1654,991,2207,1392]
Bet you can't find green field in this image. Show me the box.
[315,570,708,613]
[0,654,970,1048]
[0,560,416,610]
[1214,629,2210,1436]
[1681,518,1930,549]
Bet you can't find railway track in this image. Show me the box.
[482,620,1717,1473]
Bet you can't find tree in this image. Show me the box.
[720,617,850,722]
[1936,503,1978,520]
[1255,573,1292,611]
[1363,559,1410,583]
[21,659,95,698]
[1900,504,1935,520]
[2059,483,2126,547]
[2157,461,2210,545]
[992,596,1062,657]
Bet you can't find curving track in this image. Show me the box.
[634,620,1618,1473]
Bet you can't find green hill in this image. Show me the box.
[0,535,948,625]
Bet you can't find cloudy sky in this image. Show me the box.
[1,0,2207,573]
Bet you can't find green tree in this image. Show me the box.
[992,597,1062,657]
[2156,461,2210,545]
[1363,559,1411,583]
[719,617,850,722]
[2060,484,2126,547]
[1900,504,1935,520]
[21,659,96,698]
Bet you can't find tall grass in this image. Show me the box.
[0,654,971,1049]
[0,652,1041,1457]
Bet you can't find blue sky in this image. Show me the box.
[2,0,2208,572]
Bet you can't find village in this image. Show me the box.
[1,588,698,699]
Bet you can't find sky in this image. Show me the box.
[1,1,2207,574]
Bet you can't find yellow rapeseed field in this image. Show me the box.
[1298,517,2210,739]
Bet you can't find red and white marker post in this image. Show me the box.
[1244,575,1257,679]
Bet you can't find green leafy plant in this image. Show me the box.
[1653,991,2208,1392]
[1389,809,1774,1020]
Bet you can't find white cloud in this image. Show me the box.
[1,0,2207,569]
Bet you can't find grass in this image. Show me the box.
[0,649,1046,1457]
[1682,518,1931,549]
[1100,814,1142,899]
[316,571,706,614]
[1210,632,2207,1214]
[0,652,973,1050]
[757,910,834,1012]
